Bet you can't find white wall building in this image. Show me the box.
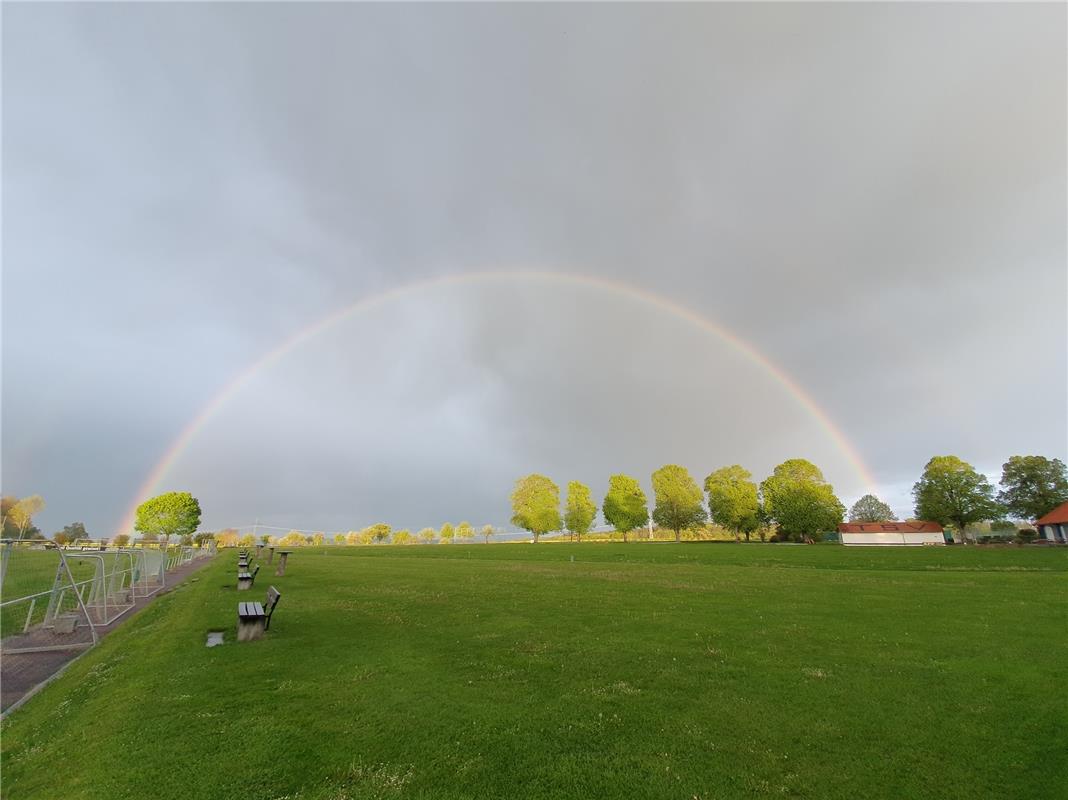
[838,521,945,546]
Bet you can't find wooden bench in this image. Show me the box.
[237,564,260,591]
[237,586,281,641]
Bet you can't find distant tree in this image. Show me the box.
[259,534,270,545]
[278,531,305,546]
[848,494,897,523]
[180,534,194,546]
[334,533,346,545]
[193,531,215,547]
[651,465,707,542]
[135,492,201,544]
[913,456,999,544]
[997,456,1068,522]
[481,524,496,544]
[54,522,89,546]
[510,474,562,543]
[358,529,375,545]
[10,495,46,541]
[705,465,761,542]
[602,474,649,543]
[456,521,475,542]
[439,523,455,544]
[304,535,315,544]
[367,523,392,544]
[418,527,437,544]
[393,529,412,545]
[312,532,325,546]
[761,459,845,543]
[113,533,132,548]
[345,531,360,545]
[215,528,239,548]
[238,533,255,548]
[140,533,159,543]
[564,481,597,541]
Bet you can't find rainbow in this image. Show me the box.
[115,270,875,533]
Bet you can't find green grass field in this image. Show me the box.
[2,544,1066,799]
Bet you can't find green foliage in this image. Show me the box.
[392,529,412,545]
[510,474,562,543]
[997,455,1068,522]
[439,523,455,544]
[366,523,392,544]
[334,534,347,545]
[913,456,1000,543]
[848,494,897,523]
[134,492,201,541]
[113,533,132,547]
[1016,529,1038,543]
[651,465,707,541]
[418,527,437,544]
[456,521,474,541]
[705,465,761,541]
[761,459,845,541]
[564,481,597,541]
[602,474,649,542]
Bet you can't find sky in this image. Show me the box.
[3,3,1065,537]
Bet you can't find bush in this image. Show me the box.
[1016,529,1038,544]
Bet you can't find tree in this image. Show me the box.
[10,495,45,541]
[481,524,496,544]
[259,534,271,545]
[135,492,201,543]
[54,522,88,546]
[564,481,597,541]
[418,527,436,544]
[393,529,412,545]
[761,459,845,543]
[651,465,707,542]
[456,521,475,542]
[193,531,215,547]
[510,474,562,543]
[215,528,239,548]
[114,533,132,548]
[279,531,305,546]
[312,532,325,546]
[997,456,1068,522]
[366,523,392,544]
[239,533,255,548]
[602,474,648,543]
[848,494,897,523]
[704,466,761,542]
[913,456,1000,544]
[439,523,455,544]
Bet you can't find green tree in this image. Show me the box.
[456,521,475,542]
[913,455,1000,544]
[334,533,347,545]
[419,527,437,544]
[113,533,132,548]
[134,492,201,544]
[392,529,412,545]
[651,465,707,542]
[10,495,46,541]
[564,481,597,541]
[705,466,761,542]
[997,456,1068,522]
[510,474,562,543]
[312,532,325,546]
[481,524,496,544]
[259,534,271,545]
[848,494,897,523]
[366,523,392,543]
[54,521,88,546]
[193,531,215,547]
[602,474,649,543]
[439,523,455,544]
[239,533,255,548]
[761,459,845,542]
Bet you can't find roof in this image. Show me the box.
[1036,501,1068,525]
[838,521,943,533]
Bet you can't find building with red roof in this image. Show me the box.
[837,521,945,546]
[1035,502,1068,543]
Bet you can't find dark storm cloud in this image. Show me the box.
[2,3,1064,534]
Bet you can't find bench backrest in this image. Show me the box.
[264,586,281,629]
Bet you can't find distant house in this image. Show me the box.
[1035,502,1068,544]
[837,521,945,546]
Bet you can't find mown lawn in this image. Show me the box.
[2,544,1066,799]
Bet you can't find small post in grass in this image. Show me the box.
[267,547,275,564]
[275,551,291,577]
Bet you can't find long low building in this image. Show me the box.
[838,521,945,546]
[1036,502,1068,543]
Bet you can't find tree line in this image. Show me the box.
[510,454,1068,544]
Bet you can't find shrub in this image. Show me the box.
[1016,529,1038,544]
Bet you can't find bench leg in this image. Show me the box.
[237,578,251,591]
[237,616,266,642]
